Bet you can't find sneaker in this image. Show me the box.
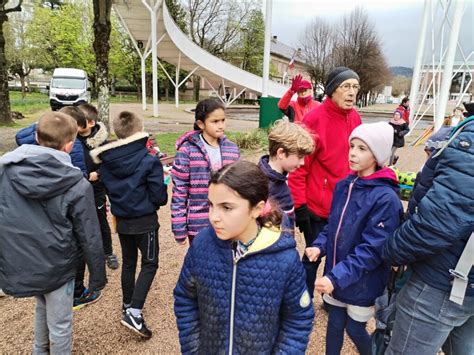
[106,254,119,270]
[73,289,102,310]
[121,310,152,338]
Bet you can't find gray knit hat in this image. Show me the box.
[325,67,360,97]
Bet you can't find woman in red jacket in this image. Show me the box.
[278,74,320,124]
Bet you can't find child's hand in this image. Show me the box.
[305,247,321,262]
[315,276,334,294]
[88,172,99,182]
[177,239,187,246]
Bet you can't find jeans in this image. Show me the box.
[326,304,371,355]
[302,215,328,298]
[95,192,113,256]
[119,229,159,309]
[33,279,74,355]
[386,273,474,355]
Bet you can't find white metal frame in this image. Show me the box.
[409,0,471,133]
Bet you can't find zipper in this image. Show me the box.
[332,177,358,267]
[229,250,238,355]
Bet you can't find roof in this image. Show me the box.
[270,38,306,64]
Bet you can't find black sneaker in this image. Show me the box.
[106,254,119,270]
[73,289,102,310]
[121,310,152,338]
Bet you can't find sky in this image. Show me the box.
[270,0,474,68]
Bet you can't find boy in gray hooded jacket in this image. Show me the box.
[0,111,106,354]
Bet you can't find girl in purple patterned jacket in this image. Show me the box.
[171,99,240,245]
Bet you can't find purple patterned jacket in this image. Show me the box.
[171,131,240,242]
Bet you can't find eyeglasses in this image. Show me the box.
[338,83,361,92]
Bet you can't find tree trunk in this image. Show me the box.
[0,13,12,124]
[20,75,26,99]
[110,75,116,96]
[193,75,200,102]
[93,0,112,129]
[165,80,169,102]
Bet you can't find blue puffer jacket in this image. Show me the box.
[15,123,87,175]
[383,117,474,297]
[313,168,403,307]
[90,132,168,218]
[174,226,314,354]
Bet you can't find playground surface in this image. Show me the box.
[0,103,428,353]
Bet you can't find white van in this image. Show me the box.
[49,68,90,111]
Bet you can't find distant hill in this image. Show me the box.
[390,66,413,77]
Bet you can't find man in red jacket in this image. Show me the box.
[289,67,362,298]
[278,75,320,124]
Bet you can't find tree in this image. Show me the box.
[235,8,264,76]
[92,0,112,127]
[299,17,336,88]
[0,0,22,125]
[391,75,411,97]
[5,8,35,98]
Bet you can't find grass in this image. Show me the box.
[153,132,182,155]
[10,91,50,115]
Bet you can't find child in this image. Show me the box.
[305,122,403,355]
[0,112,106,353]
[171,98,240,245]
[174,160,314,353]
[448,106,464,127]
[15,114,87,175]
[258,119,314,230]
[90,111,167,338]
[76,104,118,270]
[388,110,409,165]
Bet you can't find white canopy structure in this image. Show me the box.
[113,0,286,117]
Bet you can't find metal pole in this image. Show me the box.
[262,0,272,97]
[435,0,465,132]
[408,0,431,129]
[141,56,147,110]
[175,52,181,108]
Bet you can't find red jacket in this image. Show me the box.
[288,97,362,218]
[278,89,320,124]
[397,104,410,125]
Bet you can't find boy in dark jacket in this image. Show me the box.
[0,112,106,354]
[258,119,314,230]
[90,111,168,339]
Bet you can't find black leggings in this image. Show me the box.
[95,193,113,256]
[119,229,159,309]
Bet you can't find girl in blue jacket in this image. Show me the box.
[306,122,403,355]
[174,160,314,354]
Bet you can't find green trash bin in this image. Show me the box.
[259,97,283,128]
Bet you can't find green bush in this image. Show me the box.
[229,129,267,151]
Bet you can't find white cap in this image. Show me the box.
[349,122,394,167]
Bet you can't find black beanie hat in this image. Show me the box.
[325,67,360,97]
[463,102,474,118]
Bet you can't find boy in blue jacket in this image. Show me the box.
[90,111,167,339]
[306,122,403,355]
[258,119,314,231]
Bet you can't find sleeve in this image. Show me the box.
[147,157,168,207]
[68,181,107,292]
[326,194,402,291]
[277,89,295,111]
[15,123,38,146]
[383,130,474,265]
[174,248,200,354]
[70,139,87,176]
[171,145,191,242]
[312,223,329,257]
[399,124,410,137]
[273,252,315,353]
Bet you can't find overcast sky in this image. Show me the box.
[270,0,473,68]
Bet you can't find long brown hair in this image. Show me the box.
[209,160,282,228]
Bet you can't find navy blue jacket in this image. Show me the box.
[15,123,87,176]
[258,155,295,230]
[90,132,168,218]
[383,118,474,297]
[313,168,403,307]
[174,226,314,354]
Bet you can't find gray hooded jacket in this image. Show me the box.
[0,145,106,297]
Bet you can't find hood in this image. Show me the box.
[82,121,108,149]
[175,130,199,150]
[0,145,83,199]
[212,226,296,255]
[90,132,149,178]
[258,155,287,182]
[348,167,399,190]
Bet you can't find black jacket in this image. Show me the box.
[0,145,106,297]
[90,132,168,218]
[389,122,409,148]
